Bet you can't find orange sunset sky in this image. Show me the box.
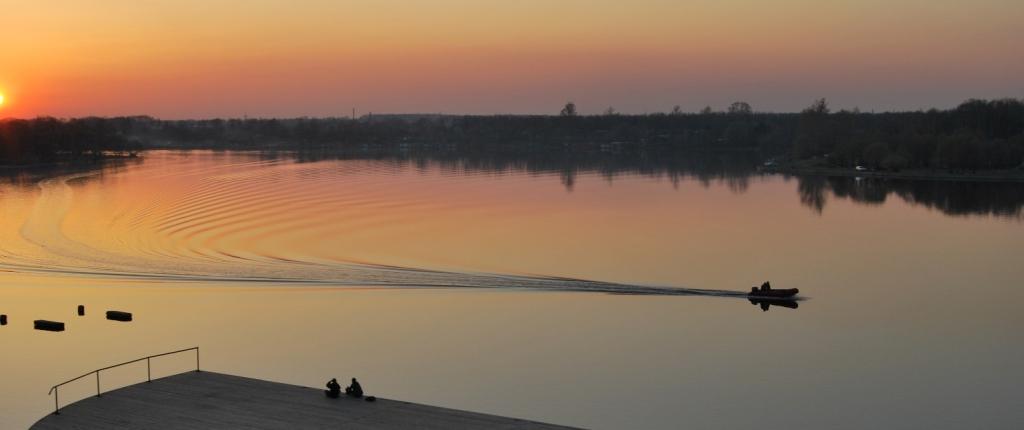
[1,0,1021,118]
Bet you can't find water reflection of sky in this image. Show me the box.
[1,151,1022,429]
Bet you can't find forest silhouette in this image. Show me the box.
[2,98,1023,174]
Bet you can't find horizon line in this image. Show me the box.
[4,98,1023,122]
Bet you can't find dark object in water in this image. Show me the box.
[78,305,85,316]
[365,396,376,402]
[749,298,799,311]
[748,281,799,298]
[1,314,6,325]
[106,311,133,322]
[34,320,65,332]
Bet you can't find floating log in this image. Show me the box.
[1,314,6,325]
[78,305,85,316]
[106,311,133,322]
[34,320,65,332]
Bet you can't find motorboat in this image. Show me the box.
[748,281,798,299]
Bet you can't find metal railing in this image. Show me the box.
[46,347,200,415]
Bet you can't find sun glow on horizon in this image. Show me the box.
[2,1,1023,117]
[0,93,5,106]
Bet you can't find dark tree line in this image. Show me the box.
[793,98,1024,171]
[0,117,141,164]
[2,98,1022,171]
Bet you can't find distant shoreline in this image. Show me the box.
[765,165,1024,182]
[6,149,1024,184]
[0,153,138,171]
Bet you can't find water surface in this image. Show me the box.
[1,151,1022,429]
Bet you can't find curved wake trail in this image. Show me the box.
[1,163,749,298]
[0,259,747,297]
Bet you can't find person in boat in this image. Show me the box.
[325,378,341,398]
[346,377,364,398]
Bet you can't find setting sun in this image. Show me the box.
[0,93,5,106]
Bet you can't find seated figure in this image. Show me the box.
[346,378,364,398]
[325,378,341,398]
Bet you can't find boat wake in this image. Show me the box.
[0,157,749,297]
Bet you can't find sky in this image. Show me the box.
[0,0,1022,118]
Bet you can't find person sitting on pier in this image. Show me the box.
[761,281,771,291]
[325,378,341,398]
[346,377,363,398]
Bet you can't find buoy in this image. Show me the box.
[77,305,85,316]
[106,311,132,322]
[34,320,65,332]
[1,314,7,325]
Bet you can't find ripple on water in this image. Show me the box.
[0,152,742,297]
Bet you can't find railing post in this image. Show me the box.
[147,358,152,382]
[195,347,200,372]
[96,372,101,397]
[54,387,60,415]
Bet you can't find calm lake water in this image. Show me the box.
[1,151,1022,429]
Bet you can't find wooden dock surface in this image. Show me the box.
[31,371,577,429]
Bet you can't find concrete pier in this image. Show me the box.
[31,371,577,429]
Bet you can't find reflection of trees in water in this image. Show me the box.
[797,176,828,214]
[290,147,761,194]
[796,176,1024,218]
[893,181,1024,218]
[12,150,1016,220]
[291,148,1024,218]
[560,167,577,191]
[828,177,889,205]
[0,158,138,189]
